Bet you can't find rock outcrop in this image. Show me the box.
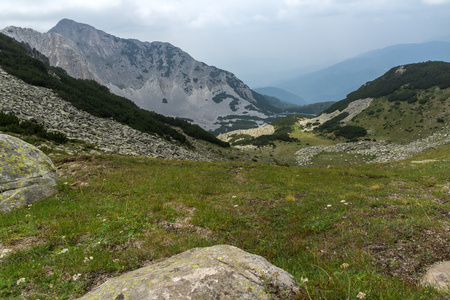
[0,134,58,213]
[77,245,299,300]
[298,98,373,131]
[217,124,275,143]
[295,127,450,165]
[0,67,206,161]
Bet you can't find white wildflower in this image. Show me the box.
[72,273,82,281]
[301,277,308,283]
[0,249,12,259]
[58,248,69,255]
[16,278,26,285]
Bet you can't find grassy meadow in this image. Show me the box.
[0,144,449,299]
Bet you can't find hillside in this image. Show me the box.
[0,33,231,153]
[219,61,450,166]
[309,62,450,142]
[2,19,278,133]
[275,41,450,104]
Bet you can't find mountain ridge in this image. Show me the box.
[0,32,233,150]
[2,19,276,133]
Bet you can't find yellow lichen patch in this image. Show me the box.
[0,134,58,212]
[369,184,381,190]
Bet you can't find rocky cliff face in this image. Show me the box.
[2,19,274,133]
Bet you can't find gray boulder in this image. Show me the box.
[0,134,58,212]
[78,245,299,300]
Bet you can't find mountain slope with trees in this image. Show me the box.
[306,61,450,142]
[0,33,229,148]
[3,19,278,133]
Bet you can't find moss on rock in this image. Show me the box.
[0,134,58,212]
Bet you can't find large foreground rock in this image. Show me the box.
[78,245,299,300]
[0,134,58,212]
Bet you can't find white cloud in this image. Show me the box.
[2,0,122,14]
[280,0,415,17]
[133,2,176,20]
[125,0,276,29]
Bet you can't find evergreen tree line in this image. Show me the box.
[0,33,229,148]
[315,112,367,140]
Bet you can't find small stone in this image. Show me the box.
[422,261,450,290]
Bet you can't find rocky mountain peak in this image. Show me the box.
[3,19,275,132]
[2,25,102,83]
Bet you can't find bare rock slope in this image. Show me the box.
[0,67,205,161]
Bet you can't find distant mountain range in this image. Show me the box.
[271,41,450,104]
[2,19,278,133]
[253,87,307,106]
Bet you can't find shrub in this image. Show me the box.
[0,112,68,144]
[317,112,349,132]
[334,126,367,139]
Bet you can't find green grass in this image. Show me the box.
[350,87,450,143]
[290,126,335,146]
[1,146,449,299]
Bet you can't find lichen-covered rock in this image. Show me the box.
[78,245,299,300]
[0,134,58,212]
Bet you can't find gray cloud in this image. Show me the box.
[1,0,450,87]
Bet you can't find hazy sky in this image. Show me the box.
[1,0,450,87]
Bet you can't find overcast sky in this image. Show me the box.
[1,0,450,87]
